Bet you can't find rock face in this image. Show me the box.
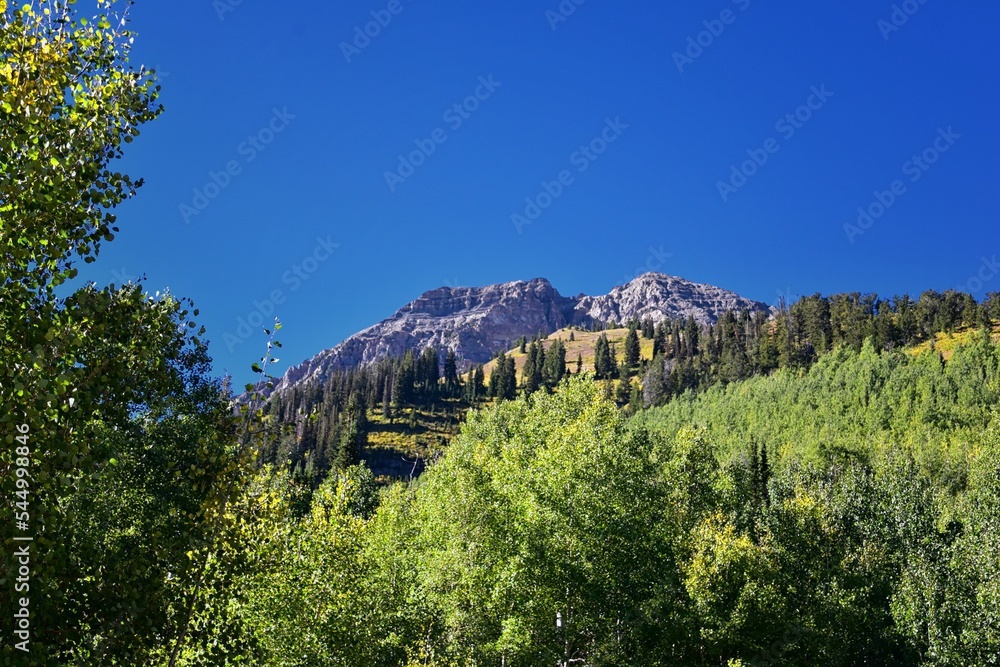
[574,273,769,326]
[271,273,769,391]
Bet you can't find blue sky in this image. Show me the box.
[80,0,1000,384]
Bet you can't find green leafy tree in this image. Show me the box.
[408,379,674,666]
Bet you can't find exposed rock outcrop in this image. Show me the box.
[270,273,769,393]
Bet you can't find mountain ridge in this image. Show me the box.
[269,273,771,394]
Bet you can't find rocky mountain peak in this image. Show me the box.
[269,273,770,393]
[574,272,767,326]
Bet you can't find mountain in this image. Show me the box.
[575,273,772,326]
[270,273,770,393]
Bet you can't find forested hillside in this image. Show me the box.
[190,351,1000,665]
[260,288,1000,485]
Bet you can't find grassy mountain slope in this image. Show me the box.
[480,326,655,380]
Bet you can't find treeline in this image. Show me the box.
[640,289,1000,407]
[260,289,1000,484]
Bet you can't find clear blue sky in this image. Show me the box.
[79,0,1000,384]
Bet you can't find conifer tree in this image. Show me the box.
[671,321,683,358]
[443,349,459,393]
[523,343,538,393]
[382,377,393,422]
[499,354,517,400]
[594,334,619,380]
[594,335,609,379]
[490,352,517,400]
[334,392,367,471]
[684,316,700,357]
[523,340,545,393]
[653,323,667,357]
[624,324,641,369]
[488,354,503,398]
[986,292,1000,326]
[543,339,566,388]
[393,351,415,407]
[473,365,486,400]
[642,318,655,339]
[417,347,440,394]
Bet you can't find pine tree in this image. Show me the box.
[594,335,609,379]
[653,323,667,358]
[523,341,544,394]
[641,318,655,339]
[382,377,393,422]
[543,339,566,388]
[986,292,1000,326]
[594,334,619,380]
[577,352,583,374]
[443,349,459,393]
[684,316,700,357]
[490,352,517,400]
[500,354,517,400]
[473,365,485,400]
[393,351,415,407]
[523,350,536,392]
[417,347,440,394]
[489,353,503,398]
[334,392,367,471]
[671,321,683,358]
[624,324,641,369]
